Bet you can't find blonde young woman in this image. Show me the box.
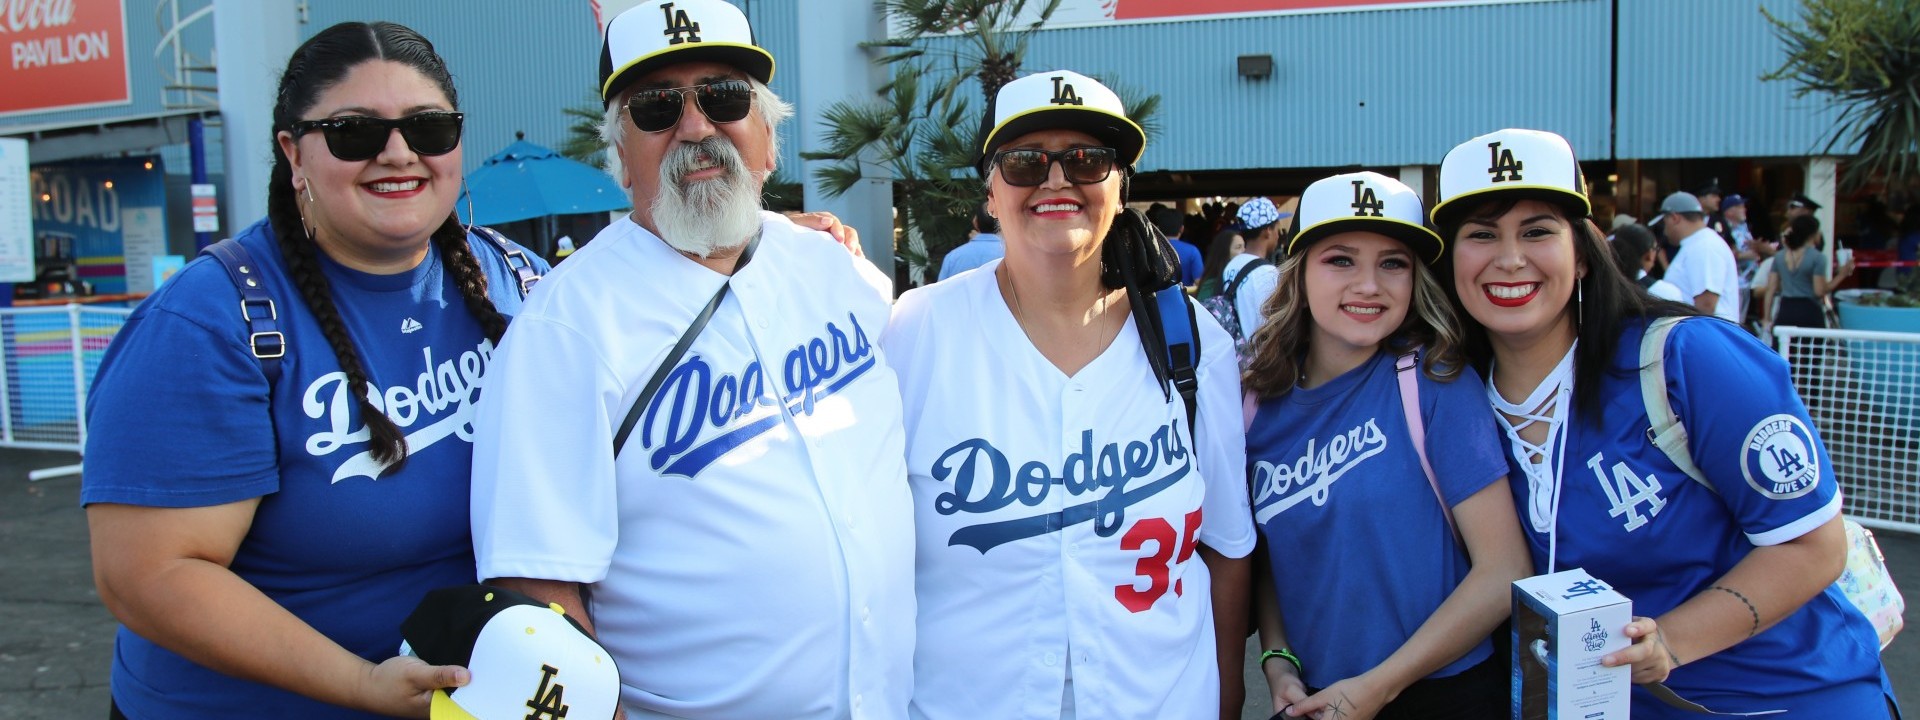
[1246,172,1530,720]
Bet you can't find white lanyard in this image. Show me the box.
[1488,344,1577,573]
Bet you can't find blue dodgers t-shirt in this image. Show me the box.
[80,220,543,719]
[1247,350,1508,688]
[1508,317,1890,717]
[1171,237,1204,286]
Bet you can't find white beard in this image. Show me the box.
[650,137,765,258]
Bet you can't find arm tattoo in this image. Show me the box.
[1709,584,1762,638]
[1654,626,1682,668]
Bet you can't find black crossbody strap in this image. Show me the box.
[612,236,760,457]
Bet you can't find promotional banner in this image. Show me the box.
[0,138,29,283]
[1,0,132,117]
[28,155,164,295]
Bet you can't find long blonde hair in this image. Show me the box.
[1241,247,1468,399]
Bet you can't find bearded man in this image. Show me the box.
[467,2,914,718]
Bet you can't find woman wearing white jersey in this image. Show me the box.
[1244,172,1530,720]
[882,70,1256,720]
[1431,128,1899,718]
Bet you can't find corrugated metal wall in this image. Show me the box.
[302,0,604,175]
[987,0,1611,172]
[1,0,216,131]
[742,0,805,178]
[1614,0,1847,159]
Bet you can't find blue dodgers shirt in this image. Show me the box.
[1508,317,1890,717]
[1247,350,1508,688]
[80,220,543,719]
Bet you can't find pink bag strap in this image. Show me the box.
[1397,348,1460,547]
[1243,391,1258,433]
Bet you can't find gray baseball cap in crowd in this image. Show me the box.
[599,0,774,105]
[1660,192,1704,214]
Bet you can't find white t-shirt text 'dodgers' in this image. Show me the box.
[883,260,1257,720]
[470,213,913,720]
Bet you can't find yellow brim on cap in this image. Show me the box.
[601,42,776,101]
[1430,183,1592,231]
[981,105,1146,167]
[431,689,480,720]
[1289,216,1446,264]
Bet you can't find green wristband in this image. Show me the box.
[1259,648,1302,674]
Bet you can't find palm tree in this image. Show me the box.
[1764,0,1920,190]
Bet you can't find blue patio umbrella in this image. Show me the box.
[458,140,629,225]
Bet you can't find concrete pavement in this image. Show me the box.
[3,447,1913,719]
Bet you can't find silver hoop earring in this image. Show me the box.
[1576,277,1586,327]
[301,177,314,204]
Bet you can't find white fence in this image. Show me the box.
[1774,326,1920,535]
[0,304,134,479]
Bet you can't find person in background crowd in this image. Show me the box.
[1196,228,1245,300]
[1699,184,1729,239]
[1611,222,1688,304]
[1228,198,1287,337]
[1660,191,1742,323]
[1433,127,1899,719]
[81,21,549,719]
[1897,203,1920,283]
[884,69,1253,720]
[1153,202,1206,288]
[1786,193,1821,221]
[1245,171,1529,720]
[468,2,914,717]
[1763,215,1853,330]
[941,201,1007,280]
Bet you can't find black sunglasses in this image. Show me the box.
[991,146,1119,187]
[290,111,464,162]
[626,80,755,133]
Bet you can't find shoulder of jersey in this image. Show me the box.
[894,264,985,318]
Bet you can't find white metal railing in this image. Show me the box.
[0,304,134,479]
[1774,326,1920,535]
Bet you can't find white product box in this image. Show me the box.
[1512,568,1633,720]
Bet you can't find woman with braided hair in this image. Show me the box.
[883,70,1254,720]
[80,22,548,719]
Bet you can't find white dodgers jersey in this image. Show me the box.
[883,262,1256,720]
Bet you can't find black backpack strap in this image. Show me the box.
[1223,258,1270,328]
[612,234,761,457]
[472,226,541,299]
[201,239,286,385]
[1152,284,1201,432]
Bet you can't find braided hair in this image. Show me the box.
[268,22,509,471]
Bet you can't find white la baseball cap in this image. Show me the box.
[401,585,621,720]
[599,0,774,104]
[1431,128,1590,231]
[975,69,1145,176]
[1288,171,1444,263]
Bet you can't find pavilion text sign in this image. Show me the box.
[0,0,131,117]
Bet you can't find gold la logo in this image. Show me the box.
[1050,76,1083,106]
[1350,180,1384,217]
[661,2,702,45]
[1486,141,1524,183]
[524,664,569,720]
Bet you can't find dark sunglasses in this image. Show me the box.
[626,80,755,133]
[290,111,464,162]
[991,146,1119,187]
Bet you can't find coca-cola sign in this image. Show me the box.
[1,0,128,117]
[0,0,80,33]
